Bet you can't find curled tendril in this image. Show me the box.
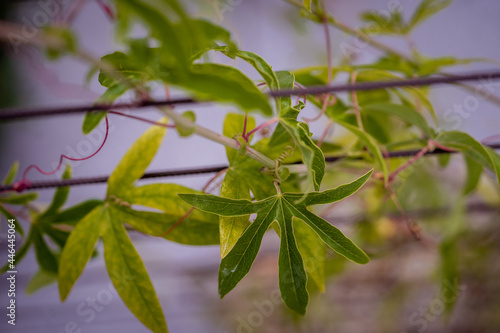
[270,145,295,183]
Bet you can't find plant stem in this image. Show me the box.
[387,141,432,186]
[160,107,276,169]
[245,118,279,139]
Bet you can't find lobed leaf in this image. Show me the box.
[107,118,168,195]
[102,208,168,333]
[58,205,105,301]
[181,171,372,313]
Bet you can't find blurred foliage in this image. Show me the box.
[1,0,500,332]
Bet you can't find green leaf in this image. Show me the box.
[82,111,108,135]
[437,152,451,168]
[115,0,188,66]
[398,86,438,126]
[107,119,168,195]
[219,171,251,257]
[58,205,105,301]
[170,63,272,116]
[337,119,388,182]
[43,26,77,60]
[294,218,325,292]
[220,50,280,112]
[363,103,432,136]
[176,111,196,137]
[32,228,59,274]
[303,0,312,11]
[44,165,71,215]
[360,10,405,35]
[272,71,325,191]
[102,208,168,333]
[1,229,33,273]
[2,161,18,185]
[436,131,500,187]
[409,0,453,31]
[439,195,465,316]
[27,270,57,295]
[0,193,38,205]
[190,19,235,60]
[282,120,326,191]
[179,170,372,314]
[463,157,482,195]
[111,201,219,245]
[219,113,273,256]
[49,199,104,225]
[0,204,24,236]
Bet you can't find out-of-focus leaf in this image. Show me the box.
[43,26,77,60]
[82,111,109,135]
[363,103,432,136]
[32,228,58,274]
[180,170,372,314]
[26,270,57,295]
[44,165,71,215]
[439,195,465,316]
[115,0,188,66]
[58,205,104,301]
[176,111,196,137]
[463,157,482,195]
[102,208,168,333]
[360,10,405,35]
[436,131,500,187]
[0,204,24,236]
[49,199,104,225]
[0,193,38,205]
[303,0,312,11]
[171,63,272,116]
[107,118,168,195]
[408,0,453,30]
[112,199,220,245]
[337,119,388,182]
[1,230,33,273]
[2,161,18,185]
[437,153,451,168]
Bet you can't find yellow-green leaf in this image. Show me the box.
[107,119,168,195]
[58,205,105,301]
[102,208,168,333]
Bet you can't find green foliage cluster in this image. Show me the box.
[2,0,500,332]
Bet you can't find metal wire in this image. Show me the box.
[2,144,500,192]
[1,70,500,120]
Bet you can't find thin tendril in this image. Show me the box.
[12,115,110,192]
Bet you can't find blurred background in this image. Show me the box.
[0,0,500,332]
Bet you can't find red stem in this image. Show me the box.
[96,0,115,21]
[242,112,248,141]
[244,118,279,140]
[13,116,110,192]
